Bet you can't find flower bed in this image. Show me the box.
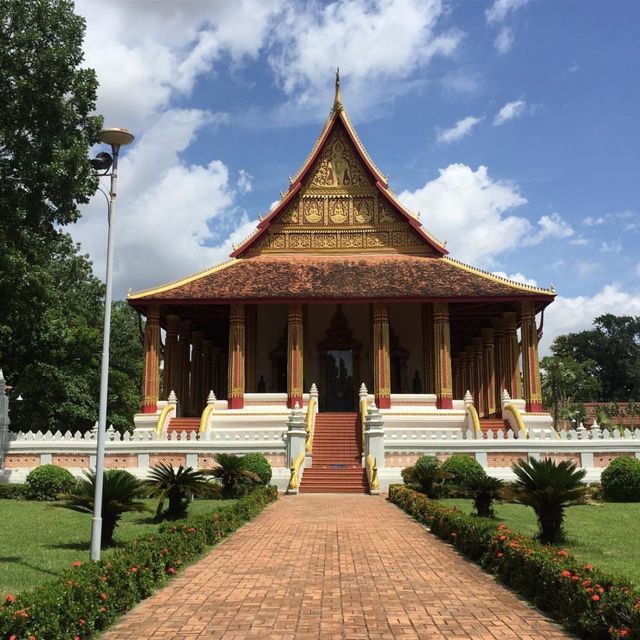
[389,484,640,639]
[0,486,278,639]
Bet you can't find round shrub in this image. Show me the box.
[601,456,640,501]
[26,464,77,500]
[241,452,272,485]
[442,455,486,487]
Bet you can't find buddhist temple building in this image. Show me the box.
[128,73,555,474]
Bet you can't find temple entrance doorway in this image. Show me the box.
[326,350,354,412]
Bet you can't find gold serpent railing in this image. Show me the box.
[466,403,482,438]
[288,452,305,492]
[155,404,174,438]
[365,454,379,492]
[305,396,317,454]
[504,403,529,439]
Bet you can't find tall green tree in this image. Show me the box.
[551,315,640,401]
[0,1,143,432]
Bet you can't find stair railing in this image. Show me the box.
[155,391,177,438]
[199,391,216,437]
[359,383,369,454]
[463,390,482,439]
[365,454,379,492]
[503,403,529,439]
[288,452,305,492]
[305,383,318,454]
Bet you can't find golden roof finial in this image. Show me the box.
[333,67,343,111]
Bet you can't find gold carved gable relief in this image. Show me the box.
[245,122,435,256]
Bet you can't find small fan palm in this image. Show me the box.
[55,469,150,548]
[146,463,217,519]
[401,456,453,498]
[465,475,505,518]
[206,453,260,499]
[509,457,587,543]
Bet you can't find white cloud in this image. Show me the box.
[570,235,590,246]
[398,164,575,267]
[70,109,253,297]
[237,169,253,194]
[485,0,530,24]
[436,116,483,143]
[269,0,461,111]
[600,240,622,253]
[492,271,538,287]
[494,27,514,54]
[540,284,640,355]
[575,261,600,278]
[493,99,527,125]
[522,213,574,245]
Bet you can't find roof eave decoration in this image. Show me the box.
[231,70,447,259]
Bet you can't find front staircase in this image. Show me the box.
[478,418,510,438]
[166,416,200,438]
[300,412,368,493]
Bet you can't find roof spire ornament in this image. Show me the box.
[333,67,343,112]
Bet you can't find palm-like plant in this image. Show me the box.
[401,456,453,498]
[465,475,504,518]
[55,469,150,548]
[206,453,260,499]
[146,463,218,519]
[509,457,587,543]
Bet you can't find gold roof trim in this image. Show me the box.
[442,256,556,296]
[128,258,237,300]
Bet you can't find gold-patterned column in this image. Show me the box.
[228,304,245,409]
[433,302,453,409]
[521,302,543,412]
[465,345,476,401]
[473,337,485,416]
[202,339,212,400]
[163,314,180,400]
[177,320,191,415]
[503,312,522,399]
[452,357,460,399]
[373,303,391,408]
[189,331,204,415]
[482,328,497,417]
[493,318,506,416]
[141,305,161,413]
[458,353,468,398]
[287,304,304,409]
[422,303,435,394]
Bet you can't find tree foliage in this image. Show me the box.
[0,1,142,433]
[550,314,640,401]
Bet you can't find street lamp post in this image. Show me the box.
[90,127,134,561]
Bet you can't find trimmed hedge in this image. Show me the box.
[601,457,640,502]
[0,484,27,500]
[441,454,486,487]
[241,452,272,486]
[0,486,278,639]
[26,464,77,501]
[390,485,640,640]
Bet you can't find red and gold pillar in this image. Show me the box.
[202,339,212,400]
[163,314,180,400]
[211,347,221,397]
[458,354,468,398]
[521,302,543,412]
[177,320,191,415]
[503,311,522,400]
[245,305,257,393]
[190,330,204,414]
[452,357,460,399]
[473,337,485,416]
[433,302,453,409]
[373,303,391,409]
[482,328,496,417]
[141,305,161,413]
[422,303,435,394]
[287,304,304,408]
[493,318,506,415]
[228,304,245,409]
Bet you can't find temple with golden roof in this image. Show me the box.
[128,73,555,489]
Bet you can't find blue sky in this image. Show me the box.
[70,0,640,353]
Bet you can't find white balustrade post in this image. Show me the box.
[463,390,474,438]
[590,419,602,439]
[286,403,306,468]
[0,370,9,463]
[364,402,385,468]
[359,382,368,405]
[501,388,511,413]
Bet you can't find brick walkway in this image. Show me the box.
[101,495,573,639]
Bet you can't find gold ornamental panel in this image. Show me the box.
[302,197,324,224]
[280,201,299,224]
[328,198,349,224]
[378,200,400,224]
[353,197,374,224]
[289,232,312,249]
[309,129,370,188]
[313,232,338,249]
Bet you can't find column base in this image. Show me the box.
[287,394,303,409]
[375,395,391,409]
[228,396,244,409]
[142,403,157,414]
[525,401,543,412]
[436,396,453,410]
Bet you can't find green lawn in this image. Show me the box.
[0,498,236,595]
[437,498,640,587]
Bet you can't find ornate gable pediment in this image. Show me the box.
[234,78,446,258]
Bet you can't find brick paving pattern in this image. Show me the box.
[101,495,573,639]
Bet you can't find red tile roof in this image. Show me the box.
[128,254,555,306]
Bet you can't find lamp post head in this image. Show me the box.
[99,127,134,148]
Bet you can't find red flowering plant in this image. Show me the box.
[389,485,640,640]
[0,486,278,640]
